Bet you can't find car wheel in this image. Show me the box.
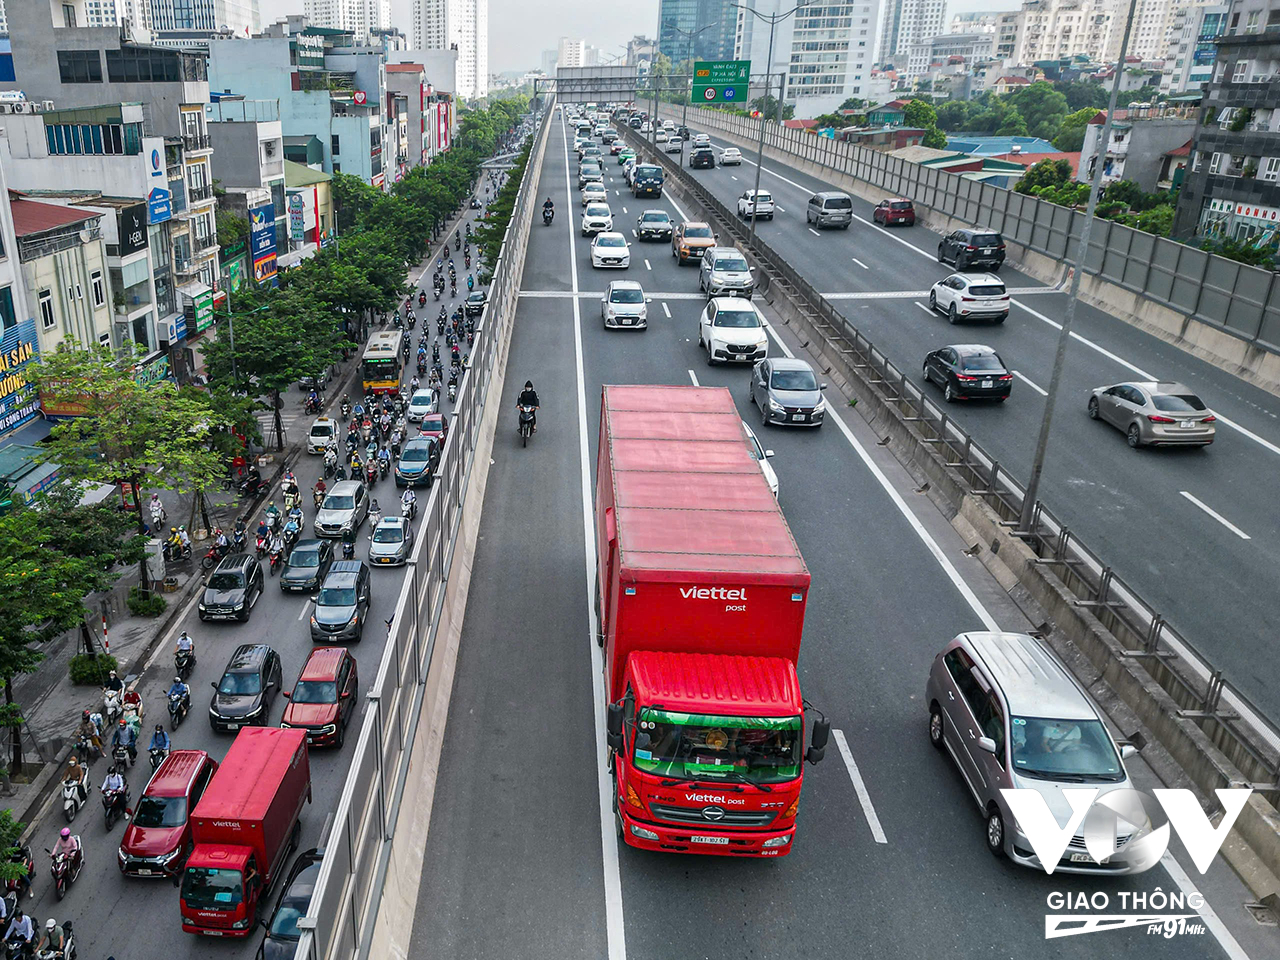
[994,313,1007,325]
[986,807,1006,857]
[705,342,716,366]
[957,256,969,271]
[944,383,957,403]
[1127,424,1142,448]
[928,704,944,749]
[922,362,933,384]
[760,403,769,427]
[336,720,346,748]
[948,304,959,324]
[841,223,851,230]
[1087,397,1100,420]
[937,245,946,264]
[928,291,938,312]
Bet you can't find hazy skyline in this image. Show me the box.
[260,0,1022,75]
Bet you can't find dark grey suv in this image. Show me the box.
[198,554,265,622]
[938,228,1006,271]
[209,643,282,732]
[310,560,372,643]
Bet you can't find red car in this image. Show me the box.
[420,411,449,445]
[280,646,358,747]
[873,198,915,226]
[118,749,218,877]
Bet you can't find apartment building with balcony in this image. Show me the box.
[1173,1,1280,238]
[206,97,288,260]
[1012,0,1114,64]
[1079,104,1198,191]
[1162,2,1230,94]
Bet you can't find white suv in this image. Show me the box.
[737,189,774,220]
[697,298,768,365]
[928,272,1010,324]
[581,203,614,236]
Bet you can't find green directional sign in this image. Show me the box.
[692,60,751,104]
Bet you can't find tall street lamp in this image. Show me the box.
[660,20,718,165]
[731,0,811,244]
[1017,0,1140,533]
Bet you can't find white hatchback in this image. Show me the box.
[406,389,437,422]
[591,232,631,269]
[307,417,338,455]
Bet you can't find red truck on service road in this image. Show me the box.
[597,385,828,857]
[179,727,311,936]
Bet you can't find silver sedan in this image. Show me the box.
[368,516,414,566]
[1088,381,1216,448]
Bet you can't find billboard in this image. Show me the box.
[0,319,41,435]
[693,60,750,104]
[249,203,278,285]
[118,202,148,257]
[554,65,638,104]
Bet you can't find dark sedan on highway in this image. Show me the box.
[257,848,324,960]
[464,291,487,317]
[636,209,673,241]
[279,539,334,593]
[923,344,1012,403]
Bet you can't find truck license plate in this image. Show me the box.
[690,835,730,845]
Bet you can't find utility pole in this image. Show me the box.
[1018,0,1140,533]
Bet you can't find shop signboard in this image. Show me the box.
[0,319,41,434]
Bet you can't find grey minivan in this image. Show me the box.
[806,191,853,229]
[926,632,1142,874]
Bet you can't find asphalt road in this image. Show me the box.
[22,204,491,960]
[409,110,1280,960]
[626,117,1280,724]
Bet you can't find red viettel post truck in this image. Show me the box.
[597,385,829,857]
[180,727,312,936]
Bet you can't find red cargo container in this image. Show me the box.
[597,385,828,857]
[180,727,311,937]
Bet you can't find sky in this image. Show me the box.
[260,0,1024,75]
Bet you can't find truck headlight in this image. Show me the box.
[629,824,659,841]
[231,917,251,930]
[762,834,792,848]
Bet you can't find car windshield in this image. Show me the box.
[310,424,332,437]
[969,285,1006,297]
[685,226,713,239]
[423,417,443,431]
[586,205,610,216]
[962,355,1005,372]
[373,525,404,543]
[1151,393,1208,412]
[291,680,337,704]
[269,901,307,941]
[597,236,626,247]
[632,709,802,784]
[318,586,357,606]
[288,549,321,569]
[611,288,644,303]
[411,392,433,406]
[640,213,667,222]
[181,867,243,910]
[323,495,354,510]
[207,573,243,591]
[771,369,819,391]
[218,671,261,696]
[715,257,749,272]
[1010,717,1125,781]
[972,233,1001,246]
[714,309,759,328]
[132,794,187,828]
[402,445,432,461]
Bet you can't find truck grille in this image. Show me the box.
[650,804,775,827]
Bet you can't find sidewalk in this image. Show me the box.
[1,200,476,831]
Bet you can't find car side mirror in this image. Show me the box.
[764,449,775,459]
[210,681,218,690]
[1120,743,1138,759]
[806,718,831,764]
[976,736,998,755]
[282,691,291,699]
[606,703,624,751]
[820,383,828,390]
[645,298,652,303]
[341,691,352,699]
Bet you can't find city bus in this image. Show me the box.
[362,331,402,395]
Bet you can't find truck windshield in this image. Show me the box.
[632,709,801,784]
[182,867,244,909]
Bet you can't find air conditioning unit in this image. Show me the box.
[42,101,55,111]
[0,105,14,115]
[156,315,179,344]
[13,103,33,114]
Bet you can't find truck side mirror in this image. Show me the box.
[606,703,624,752]
[806,718,830,764]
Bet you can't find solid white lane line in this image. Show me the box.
[687,370,700,386]
[808,228,821,237]
[661,302,671,318]
[833,729,887,844]
[1179,491,1252,540]
[914,301,933,315]
[851,257,868,270]
[1012,371,1047,396]
[562,114,628,960]
[759,318,1000,631]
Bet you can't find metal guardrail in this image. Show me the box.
[292,104,554,960]
[628,117,1280,802]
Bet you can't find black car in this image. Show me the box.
[636,209,673,241]
[676,125,690,141]
[198,554,265,622]
[209,644,283,732]
[310,560,372,643]
[464,291,487,317]
[628,116,643,129]
[923,343,1013,403]
[689,147,715,169]
[256,848,323,960]
[280,539,334,593]
[937,228,1006,271]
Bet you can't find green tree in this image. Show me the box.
[838,97,866,112]
[0,506,104,772]
[749,94,794,120]
[921,126,949,149]
[1005,82,1070,140]
[215,209,249,251]
[936,99,976,132]
[813,112,849,129]
[1015,158,1073,195]
[1059,80,1110,111]
[0,811,27,884]
[29,344,230,583]
[1053,106,1100,151]
[903,98,938,130]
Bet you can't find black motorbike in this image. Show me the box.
[518,404,536,447]
[102,786,129,831]
[341,539,355,560]
[455,234,461,250]
[231,519,247,553]
[168,691,189,731]
[268,543,284,576]
[175,648,195,681]
[237,473,267,499]
[162,540,192,564]
[543,207,554,225]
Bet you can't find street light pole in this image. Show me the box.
[1017,0,1140,533]
[661,20,717,165]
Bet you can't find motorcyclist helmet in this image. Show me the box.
[117,718,125,726]
[46,919,56,931]
[175,676,183,685]
[82,709,90,720]
[108,670,117,679]
[60,828,70,839]
[170,526,177,534]
[157,723,165,733]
